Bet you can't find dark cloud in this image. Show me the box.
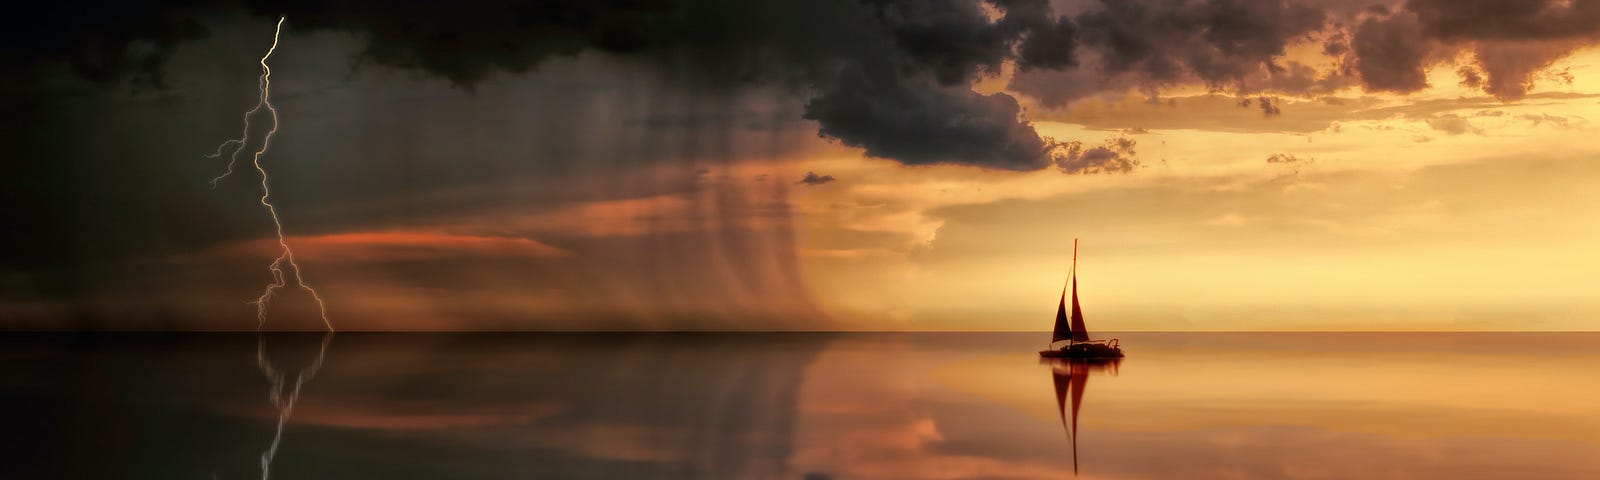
[1009,0,1329,106]
[803,66,1061,170]
[994,0,1079,71]
[7,0,1078,173]
[1321,33,1348,56]
[1472,41,1580,101]
[1457,65,1484,89]
[1054,136,1138,174]
[1015,0,1599,105]
[253,0,1124,172]
[876,0,1015,85]
[1351,0,1600,101]
[253,1,661,87]
[18,1,1600,130]
[1236,95,1282,116]
[19,0,1594,181]
[1258,95,1282,116]
[798,171,836,185]
[1350,12,1430,94]
[1238,61,1355,97]
[2,2,212,88]
[1077,0,1325,84]
[1405,0,1600,41]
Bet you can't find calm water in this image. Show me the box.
[1,332,1596,479]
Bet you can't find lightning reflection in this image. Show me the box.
[254,333,333,480]
[205,16,332,332]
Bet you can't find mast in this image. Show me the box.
[1069,239,1089,343]
[1051,239,1074,344]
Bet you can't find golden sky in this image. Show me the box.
[798,47,1600,331]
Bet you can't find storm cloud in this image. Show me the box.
[16,0,1598,169]
[8,0,1082,172]
[1344,0,1600,101]
[9,0,1600,329]
[7,1,1190,174]
[803,66,1061,171]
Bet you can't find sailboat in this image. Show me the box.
[1039,239,1124,358]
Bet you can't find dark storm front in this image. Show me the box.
[2,333,1598,479]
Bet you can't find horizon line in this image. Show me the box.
[2,330,1597,334]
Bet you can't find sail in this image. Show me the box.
[1069,273,1088,342]
[1051,289,1073,343]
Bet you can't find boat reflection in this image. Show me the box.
[1043,356,1121,476]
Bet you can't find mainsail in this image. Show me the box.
[1069,266,1088,342]
[1052,239,1090,344]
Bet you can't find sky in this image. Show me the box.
[3,0,1599,331]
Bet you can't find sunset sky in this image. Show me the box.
[5,0,1599,331]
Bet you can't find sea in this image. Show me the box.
[1,332,1596,479]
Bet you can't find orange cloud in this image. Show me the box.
[189,231,571,262]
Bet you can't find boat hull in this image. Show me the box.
[1039,342,1124,359]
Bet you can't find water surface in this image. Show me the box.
[2,332,1596,479]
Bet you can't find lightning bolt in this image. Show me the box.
[255,333,333,480]
[206,16,333,332]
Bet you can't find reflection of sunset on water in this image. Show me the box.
[797,333,1600,479]
[0,333,1596,478]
